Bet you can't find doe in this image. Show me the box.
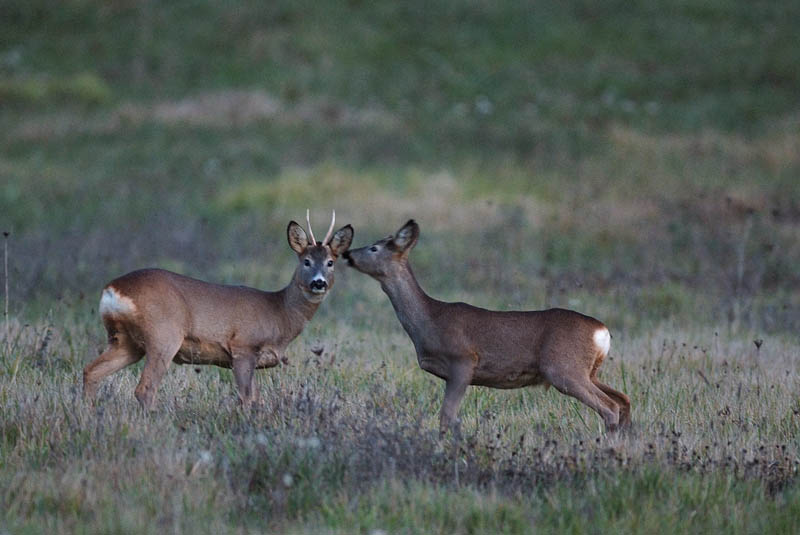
[343,220,630,434]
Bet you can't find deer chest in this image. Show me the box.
[416,351,451,381]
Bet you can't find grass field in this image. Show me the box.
[1,1,799,533]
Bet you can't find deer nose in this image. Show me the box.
[342,250,355,266]
[310,279,328,291]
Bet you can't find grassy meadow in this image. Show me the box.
[1,1,799,532]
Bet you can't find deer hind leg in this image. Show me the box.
[84,334,144,401]
[547,372,621,432]
[593,381,631,427]
[134,331,183,410]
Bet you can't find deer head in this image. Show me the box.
[342,219,418,280]
[287,210,354,303]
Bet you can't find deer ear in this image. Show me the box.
[287,221,308,254]
[392,219,419,253]
[328,224,354,258]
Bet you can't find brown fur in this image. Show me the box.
[83,220,353,409]
[343,220,631,434]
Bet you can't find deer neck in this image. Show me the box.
[277,273,322,339]
[380,262,433,339]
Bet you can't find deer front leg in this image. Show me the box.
[439,363,473,437]
[232,353,257,408]
[249,372,261,406]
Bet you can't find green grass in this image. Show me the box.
[1,0,799,532]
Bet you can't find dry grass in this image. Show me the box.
[609,115,800,174]
[1,303,798,532]
[10,90,401,142]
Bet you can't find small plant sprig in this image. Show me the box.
[3,231,8,358]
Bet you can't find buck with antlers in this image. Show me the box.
[343,220,630,434]
[83,211,353,409]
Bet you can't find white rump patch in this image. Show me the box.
[99,286,137,318]
[593,328,611,356]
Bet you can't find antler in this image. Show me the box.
[306,209,317,246]
[322,210,336,246]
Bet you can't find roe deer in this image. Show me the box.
[83,211,353,409]
[343,220,630,434]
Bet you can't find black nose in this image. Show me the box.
[310,279,328,290]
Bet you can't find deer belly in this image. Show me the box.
[471,370,545,388]
[471,356,544,389]
[173,339,232,367]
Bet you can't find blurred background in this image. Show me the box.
[1,0,798,336]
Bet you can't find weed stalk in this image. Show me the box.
[3,231,8,357]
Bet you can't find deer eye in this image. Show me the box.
[303,259,311,267]
[327,260,334,267]
[370,246,378,252]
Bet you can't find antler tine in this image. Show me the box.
[306,209,317,246]
[322,210,336,246]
